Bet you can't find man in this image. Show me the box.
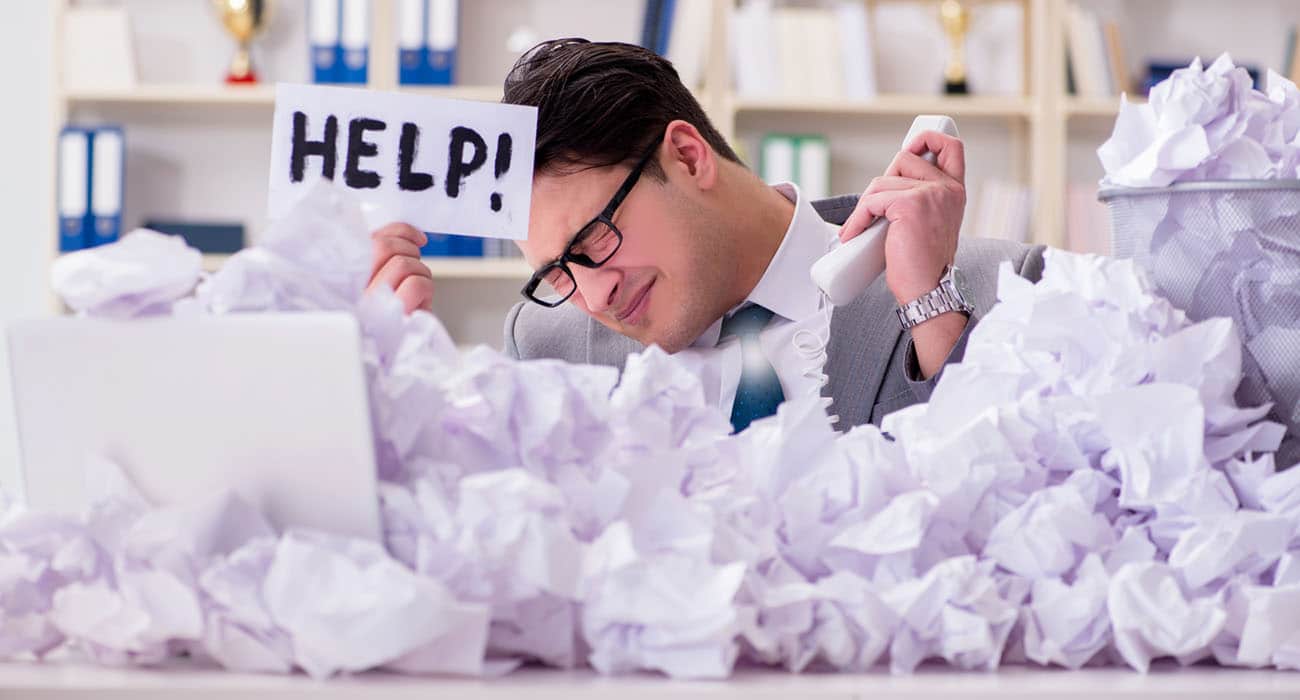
[368,39,1045,432]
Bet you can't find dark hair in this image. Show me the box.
[502,38,742,180]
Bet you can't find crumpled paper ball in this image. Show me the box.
[50,230,202,318]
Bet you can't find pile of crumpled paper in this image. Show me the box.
[1096,53,1300,466]
[3,182,1298,678]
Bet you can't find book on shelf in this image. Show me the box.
[731,0,872,100]
[963,179,1031,244]
[1102,21,1129,95]
[308,0,370,84]
[1286,25,1300,82]
[143,221,245,254]
[420,234,522,259]
[641,0,676,56]
[339,0,370,84]
[965,2,1025,96]
[666,0,712,91]
[398,0,458,86]
[57,128,90,253]
[730,0,778,97]
[309,0,340,83]
[1065,3,1115,97]
[57,125,125,253]
[759,134,830,201]
[641,0,711,90]
[835,1,878,100]
[88,128,124,248]
[62,5,136,92]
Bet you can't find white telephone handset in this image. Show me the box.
[810,115,960,306]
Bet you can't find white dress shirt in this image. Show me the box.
[673,183,839,414]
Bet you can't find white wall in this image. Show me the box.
[0,3,55,494]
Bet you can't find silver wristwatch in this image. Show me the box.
[896,265,976,329]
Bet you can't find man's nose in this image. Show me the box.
[571,265,621,314]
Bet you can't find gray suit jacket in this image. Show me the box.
[504,194,1046,431]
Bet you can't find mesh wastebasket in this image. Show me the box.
[1098,181,1300,468]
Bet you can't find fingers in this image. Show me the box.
[368,254,433,297]
[371,222,427,246]
[838,189,906,242]
[371,234,423,268]
[885,149,948,183]
[370,223,428,279]
[395,274,435,314]
[863,175,917,195]
[842,176,925,240]
[904,131,966,183]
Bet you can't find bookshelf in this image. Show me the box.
[46,0,1298,345]
[197,254,531,280]
[731,94,1035,118]
[64,83,505,106]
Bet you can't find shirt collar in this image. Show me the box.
[692,182,837,348]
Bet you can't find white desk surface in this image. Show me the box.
[0,660,1297,700]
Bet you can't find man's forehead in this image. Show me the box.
[527,168,620,253]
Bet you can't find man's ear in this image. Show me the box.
[662,120,717,191]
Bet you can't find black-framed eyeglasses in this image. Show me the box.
[521,139,661,308]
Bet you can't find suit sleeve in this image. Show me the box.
[901,317,977,402]
[503,301,525,360]
[900,243,1047,401]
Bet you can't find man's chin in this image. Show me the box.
[599,306,704,353]
[628,323,697,354]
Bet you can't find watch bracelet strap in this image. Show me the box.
[896,280,963,329]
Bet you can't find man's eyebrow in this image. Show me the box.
[537,219,592,269]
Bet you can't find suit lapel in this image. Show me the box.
[821,276,904,430]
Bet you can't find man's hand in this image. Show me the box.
[837,130,966,306]
[838,131,968,379]
[368,223,434,314]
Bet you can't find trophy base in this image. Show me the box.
[944,81,969,95]
[225,46,259,85]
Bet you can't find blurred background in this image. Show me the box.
[1,0,1299,490]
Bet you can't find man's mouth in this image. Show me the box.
[616,279,655,323]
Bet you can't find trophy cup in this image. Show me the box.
[939,0,970,94]
[213,0,272,84]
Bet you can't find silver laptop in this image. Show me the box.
[6,312,381,541]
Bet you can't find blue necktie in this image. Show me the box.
[721,304,785,433]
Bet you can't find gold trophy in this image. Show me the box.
[213,0,273,84]
[939,0,970,94]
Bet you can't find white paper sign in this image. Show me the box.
[268,83,537,240]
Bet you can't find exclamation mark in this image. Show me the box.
[490,133,513,212]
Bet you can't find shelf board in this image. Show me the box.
[399,85,504,102]
[733,94,1033,118]
[66,84,278,105]
[201,254,530,280]
[423,257,530,279]
[1066,95,1147,118]
[64,83,504,107]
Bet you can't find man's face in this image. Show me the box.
[518,150,734,353]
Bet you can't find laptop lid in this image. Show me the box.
[6,312,381,541]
